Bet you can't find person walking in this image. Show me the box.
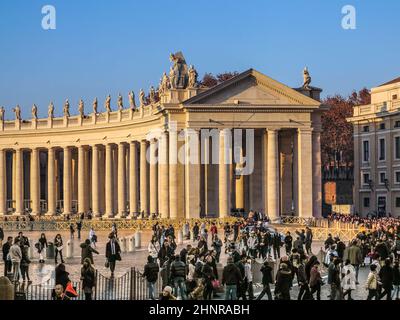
[256,260,273,300]
[81,258,96,300]
[379,258,394,300]
[211,234,222,263]
[344,240,363,284]
[284,232,293,256]
[392,260,400,300]
[69,224,75,239]
[2,236,12,277]
[76,220,82,240]
[36,233,48,264]
[222,257,242,300]
[309,261,323,300]
[365,264,379,300]
[201,255,215,300]
[170,254,187,300]
[54,234,65,264]
[89,228,97,248]
[328,258,342,300]
[192,223,199,242]
[341,259,356,300]
[305,227,313,255]
[274,263,292,300]
[80,239,99,265]
[105,233,121,278]
[20,244,31,284]
[143,256,160,300]
[297,258,311,300]
[10,238,22,283]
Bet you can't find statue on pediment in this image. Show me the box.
[63,99,70,117]
[93,98,98,114]
[139,89,146,107]
[48,102,54,118]
[32,104,38,119]
[78,99,85,117]
[188,65,198,88]
[160,72,170,94]
[129,91,136,109]
[13,105,22,121]
[169,52,188,89]
[117,93,123,110]
[105,95,112,113]
[149,86,156,104]
[303,67,312,89]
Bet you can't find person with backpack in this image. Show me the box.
[143,256,160,300]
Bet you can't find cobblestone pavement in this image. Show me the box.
[0,229,378,300]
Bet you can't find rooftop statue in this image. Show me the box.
[117,93,123,110]
[188,65,198,88]
[93,98,98,114]
[302,67,312,89]
[169,52,189,89]
[149,86,156,104]
[32,104,38,119]
[48,102,54,118]
[129,91,136,109]
[78,99,85,117]
[13,105,22,121]
[105,95,112,113]
[63,99,70,117]
[0,107,5,121]
[139,89,146,108]
[160,72,170,94]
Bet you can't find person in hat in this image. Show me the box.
[160,285,176,300]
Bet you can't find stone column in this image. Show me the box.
[15,149,23,215]
[267,129,280,221]
[105,144,113,217]
[112,147,118,214]
[63,147,72,215]
[159,132,169,219]
[78,146,85,213]
[298,129,313,218]
[312,130,322,218]
[30,148,40,215]
[149,139,158,217]
[219,129,231,218]
[84,148,90,212]
[117,143,127,218]
[169,129,178,219]
[185,129,201,218]
[0,149,6,215]
[235,144,245,210]
[47,148,56,216]
[129,142,138,216]
[140,140,148,217]
[92,145,100,217]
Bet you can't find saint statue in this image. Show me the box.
[169,52,188,89]
[303,67,312,89]
[105,95,112,113]
[188,65,198,88]
[139,89,146,107]
[161,72,170,94]
[63,99,70,117]
[32,104,38,119]
[48,102,54,118]
[169,67,176,89]
[13,105,22,121]
[93,98,98,114]
[78,99,84,117]
[117,93,123,110]
[128,91,136,109]
[0,107,5,121]
[149,86,156,104]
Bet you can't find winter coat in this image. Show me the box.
[379,265,394,289]
[247,236,258,249]
[275,269,292,297]
[341,264,356,290]
[144,262,160,283]
[309,266,322,287]
[81,267,96,291]
[222,263,242,286]
[365,271,378,290]
[344,245,363,265]
[9,244,22,263]
[170,260,186,279]
[260,264,273,285]
[80,242,99,264]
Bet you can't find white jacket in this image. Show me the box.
[341,264,356,290]
[247,236,258,249]
[245,263,253,282]
[10,244,22,263]
[148,242,159,259]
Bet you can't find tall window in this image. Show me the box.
[379,138,385,161]
[364,198,370,208]
[363,140,370,162]
[396,137,400,159]
[380,172,386,184]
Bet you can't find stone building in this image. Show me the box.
[348,77,400,217]
[0,55,326,220]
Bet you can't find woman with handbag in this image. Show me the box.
[81,258,96,300]
[54,234,65,264]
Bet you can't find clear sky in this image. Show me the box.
[0,0,399,118]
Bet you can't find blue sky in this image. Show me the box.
[0,0,399,118]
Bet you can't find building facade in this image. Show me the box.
[0,57,325,220]
[348,77,400,217]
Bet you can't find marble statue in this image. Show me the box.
[128,91,136,109]
[149,86,156,104]
[13,105,21,120]
[169,52,189,89]
[303,67,312,89]
[48,102,54,118]
[63,99,70,117]
[0,107,5,121]
[161,72,170,94]
[78,99,84,117]
[188,65,198,88]
[169,67,176,89]
[105,95,112,113]
[139,89,146,107]
[93,98,98,114]
[32,104,38,119]
[117,93,123,110]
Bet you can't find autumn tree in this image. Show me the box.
[200,72,239,88]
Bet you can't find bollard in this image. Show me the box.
[120,237,127,253]
[66,240,74,259]
[251,260,263,284]
[134,231,142,249]
[0,277,15,300]
[177,230,183,245]
[128,236,135,253]
[28,239,34,260]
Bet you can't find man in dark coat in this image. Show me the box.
[222,257,242,300]
[143,256,160,300]
[275,263,292,300]
[80,239,99,264]
[284,232,293,256]
[257,261,273,300]
[170,255,187,299]
[2,236,13,277]
[379,258,394,300]
[305,227,313,255]
[105,233,121,278]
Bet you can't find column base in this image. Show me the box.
[45,211,55,216]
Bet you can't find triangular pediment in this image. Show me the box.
[184,69,321,107]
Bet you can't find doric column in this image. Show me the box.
[15,149,23,215]
[117,143,127,218]
[47,148,56,216]
[92,145,100,217]
[297,129,313,218]
[169,129,178,219]
[312,130,322,218]
[149,139,158,217]
[140,140,148,217]
[185,129,201,218]
[63,147,72,215]
[159,132,169,218]
[78,146,85,213]
[30,148,40,215]
[235,144,245,210]
[105,144,114,217]
[219,129,231,218]
[129,142,138,216]
[267,129,280,221]
[0,149,6,215]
